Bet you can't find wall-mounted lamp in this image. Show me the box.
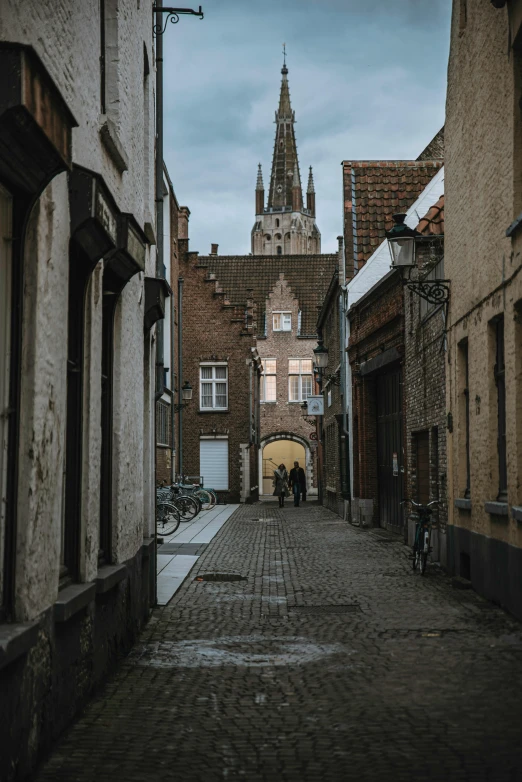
[386,213,450,307]
[173,380,193,411]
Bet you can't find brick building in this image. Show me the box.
[404,196,448,563]
[315,156,444,523]
[444,0,522,618]
[180,60,338,498]
[347,270,406,531]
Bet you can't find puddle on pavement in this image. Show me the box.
[128,635,348,668]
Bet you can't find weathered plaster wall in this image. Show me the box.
[15,176,70,621]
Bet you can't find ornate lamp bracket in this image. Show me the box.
[403,278,450,307]
[153,6,204,36]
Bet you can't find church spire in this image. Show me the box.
[267,55,302,210]
[307,166,316,217]
[255,163,264,215]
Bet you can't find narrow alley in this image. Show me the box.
[33,503,522,782]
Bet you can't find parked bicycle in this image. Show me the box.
[404,499,439,575]
[156,488,181,537]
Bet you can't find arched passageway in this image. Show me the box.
[261,439,306,495]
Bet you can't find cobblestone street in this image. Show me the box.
[34,503,522,782]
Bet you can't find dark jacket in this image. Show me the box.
[289,467,306,489]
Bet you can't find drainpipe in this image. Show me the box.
[338,236,351,514]
[170,272,176,480]
[154,0,165,402]
[178,276,184,477]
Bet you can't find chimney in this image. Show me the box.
[211,243,219,255]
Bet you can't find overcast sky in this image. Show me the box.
[163,0,452,255]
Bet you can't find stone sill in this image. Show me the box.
[96,564,127,595]
[142,537,155,560]
[198,409,229,414]
[512,506,522,523]
[54,582,96,623]
[484,501,509,517]
[454,498,472,511]
[0,620,39,671]
[99,116,129,174]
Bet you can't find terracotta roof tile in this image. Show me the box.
[342,159,444,269]
[416,195,444,236]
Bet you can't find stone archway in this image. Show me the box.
[259,431,316,498]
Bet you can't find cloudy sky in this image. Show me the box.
[163,0,452,255]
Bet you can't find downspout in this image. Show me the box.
[170,270,176,480]
[154,0,164,402]
[338,236,351,515]
[178,276,184,478]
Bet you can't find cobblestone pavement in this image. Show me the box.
[33,503,522,781]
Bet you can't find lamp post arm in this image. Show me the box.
[153,5,204,35]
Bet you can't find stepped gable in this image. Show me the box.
[342,159,444,272]
[197,253,338,336]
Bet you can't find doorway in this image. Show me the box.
[376,367,403,530]
[262,439,305,495]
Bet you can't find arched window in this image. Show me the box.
[276,218,280,227]
[264,234,271,241]
[275,233,282,240]
[277,246,282,255]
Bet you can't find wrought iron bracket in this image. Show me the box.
[315,368,341,387]
[172,401,189,412]
[403,279,450,306]
[153,6,204,36]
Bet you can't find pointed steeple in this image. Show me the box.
[292,161,302,211]
[256,163,264,191]
[267,56,302,210]
[255,163,264,215]
[307,166,316,217]
[307,166,315,194]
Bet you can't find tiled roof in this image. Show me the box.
[416,195,444,236]
[196,254,338,336]
[342,160,444,273]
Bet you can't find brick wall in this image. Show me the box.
[404,240,448,561]
[348,270,406,529]
[180,249,259,503]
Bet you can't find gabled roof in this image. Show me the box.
[342,159,444,275]
[416,195,444,235]
[195,254,338,336]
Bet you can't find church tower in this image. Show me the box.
[251,57,321,256]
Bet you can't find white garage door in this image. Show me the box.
[200,439,229,490]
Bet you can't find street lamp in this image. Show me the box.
[386,213,419,269]
[386,212,450,308]
[173,380,192,411]
[313,342,329,369]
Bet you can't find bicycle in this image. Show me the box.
[156,499,181,536]
[405,499,438,575]
[158,482,201,520]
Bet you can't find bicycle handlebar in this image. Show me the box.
[402,499,439,508]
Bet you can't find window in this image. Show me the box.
[273,312,291,331]
[277,246,282,255]
[494,318,507,501]
[260,359,277,402]
[156,399,171,446]
[200,364,228,410]
[275,219,280,227]
[459,340,471,498]
[288,359,313,402]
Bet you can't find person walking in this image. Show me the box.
[273,463,289,508]
[289,461,307,507]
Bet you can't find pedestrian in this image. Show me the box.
[289,460,306,507]
[273,463,289,508]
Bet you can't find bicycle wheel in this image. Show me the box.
[194,488,212,510]
[206,489,218,505]
[156,502,181,536]
[175,495,200,521]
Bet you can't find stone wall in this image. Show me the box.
[445,0,522,617]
